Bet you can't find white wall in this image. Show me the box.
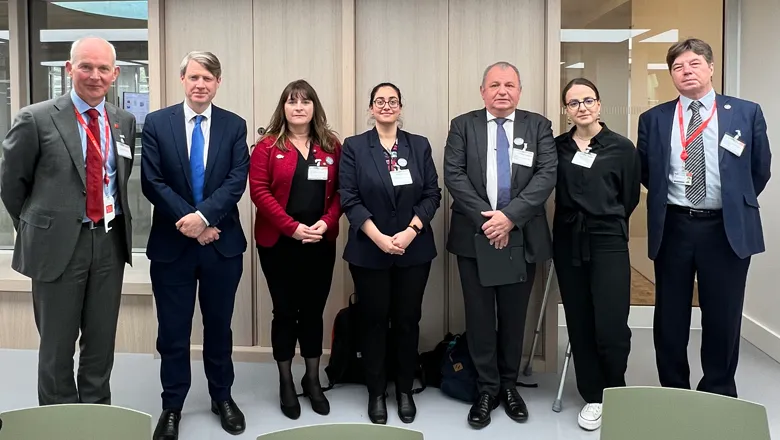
[739,0,780,363]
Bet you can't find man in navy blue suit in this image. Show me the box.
[141,51,249,439]
[638,38,771,398]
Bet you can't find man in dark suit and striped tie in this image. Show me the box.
[637,38,772,398]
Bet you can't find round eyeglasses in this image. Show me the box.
[566,98,598,110]
[373,98,400,108]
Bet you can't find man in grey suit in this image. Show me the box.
[444,61,556,429]
[0,37,136,405]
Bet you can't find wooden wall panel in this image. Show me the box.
[354,0,449,351]
[163,0,255,346]
[252,0,345,349]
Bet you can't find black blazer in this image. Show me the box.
[443,108,557,262]
[339,127,442,269]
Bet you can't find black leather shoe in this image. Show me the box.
[368,394,388,424]
[153,409,181,440]
[211,399,246,435]
[396,392,417,423]
[301,377,330,415]
[468,392,499,429]
[501,387,529,422]
[279,380,301,420]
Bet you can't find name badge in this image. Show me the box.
[390,169,413,186]
[720,133,745,157]
[572,151,597,168]
[103,194,115,232]
[116,142,132,159]
[672,170,693,186]
[307,166,328,181]
[511,146,534,167]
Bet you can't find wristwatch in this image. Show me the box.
[408,224,422,235]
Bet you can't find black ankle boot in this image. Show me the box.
[368,394,388,424]
[396,392,416,423]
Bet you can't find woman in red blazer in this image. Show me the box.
[249,79,341,420]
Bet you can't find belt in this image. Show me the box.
[82,215,122,229]
[562,211,590,267]
[667,204,722,218]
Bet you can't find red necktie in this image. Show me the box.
[85,108,103,222]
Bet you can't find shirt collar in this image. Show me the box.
[70,88,105,116]
[183,101,212,122]
[486,108,515,123]
[679,88,716,112]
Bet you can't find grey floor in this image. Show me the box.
[1,329,779,440]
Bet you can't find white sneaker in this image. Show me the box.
[577,403,602,431]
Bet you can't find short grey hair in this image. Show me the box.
[70,37,117,65]
[481,61,522,88]
[179,51,222,79]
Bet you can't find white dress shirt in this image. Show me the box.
[183,101,212,225]
[486,109,515,210]
[667,88,722,209]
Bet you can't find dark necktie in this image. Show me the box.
[685,100,706,205]
[495,118,511,209]
[85,108,103,222]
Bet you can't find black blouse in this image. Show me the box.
[553,123,641,238]
[286,148,326,227]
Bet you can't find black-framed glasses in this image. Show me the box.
[373,98,400,108]
[566,98,598,110]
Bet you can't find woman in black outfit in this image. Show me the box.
[553,78,641,432]
[339,82,441,425]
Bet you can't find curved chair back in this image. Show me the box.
[601,386,771,440]
[0,404,152,440]
[257,423,424,440]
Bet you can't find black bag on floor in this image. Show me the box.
[440,333,480,402]
[418,332,456,389]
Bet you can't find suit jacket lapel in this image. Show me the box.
[106,104,127,194]
[368,128,397,208]
[716,95,732,163]
[473,110,488,189]
[170,105,193,190]
[204,107,224,186]
[660,100,676,176]
[51,94,86,188]
[511,110,527,192]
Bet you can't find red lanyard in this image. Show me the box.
[677,99,716,161]
[74,106,111,186]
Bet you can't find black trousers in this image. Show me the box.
[553,232,631,403]
[151,244,243,410]
[654,208,750,398]
[457,256,536,397]
[349,262,431,397]
[258,237,336,362]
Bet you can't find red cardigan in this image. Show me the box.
[249,135,342,247]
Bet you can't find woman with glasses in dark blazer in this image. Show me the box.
[249,79,342,420]
[339,82,441,425]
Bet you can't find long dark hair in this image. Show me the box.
[262,79,339,153]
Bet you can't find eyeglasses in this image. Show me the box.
[373,98,400,108]
[566,98,598,110]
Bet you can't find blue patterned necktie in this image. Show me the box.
[190,115,205,204]
[495,118,511,209]
[685,101,706,205]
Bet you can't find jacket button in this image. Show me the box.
[391,211,396,217]
[82,190,87,195]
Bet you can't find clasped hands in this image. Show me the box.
[293,220,328,244]
[176,213,219,246]
[481,210,514,249]
[374,228,417,255]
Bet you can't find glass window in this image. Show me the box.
[0,1,13,249]
[560,0,724,306]
[29,0,151,252]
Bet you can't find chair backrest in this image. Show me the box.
[257,423,424,440]
[601,386,771,440]
[0,404,152,440]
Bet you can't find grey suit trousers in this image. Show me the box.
[32,219,126,406]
